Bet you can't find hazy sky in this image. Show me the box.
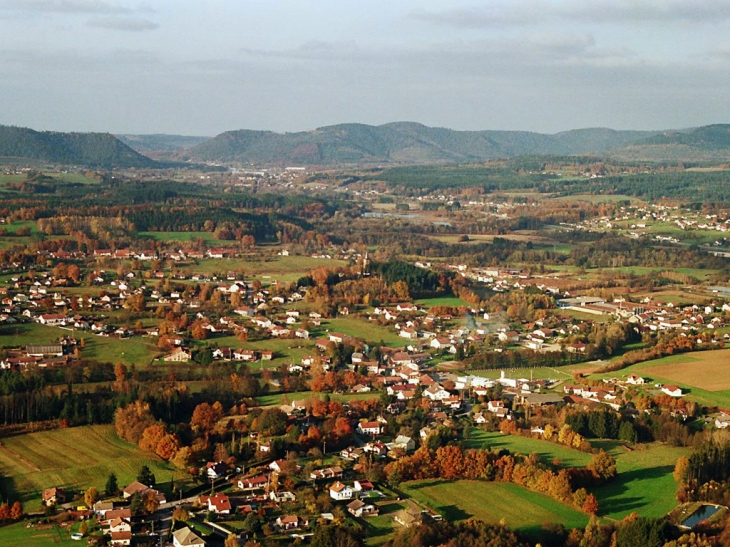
[2,0,730,135]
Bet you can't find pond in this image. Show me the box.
[682,504,722,528]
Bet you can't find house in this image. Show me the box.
[363,441,388,457]
[626,375,645,385]
[206,461,229,480]
[238,475,268,490]
[487,400,505,413]
[661,385,683,397]
[347,499,380,517]
[270,490,296,503]
[200,492,231,514]
[310,466,343,481]
[394,507,425,528]
[122,481,149,499]
[424,384,451,401]
[390,435,416,452]
[329,481,354,501]
[38,313,67,326]
[42,487,66,507]
[354,480,375,492]
[715,414,730,429]
[110,531,132,547]
[108,518,132,534]
[173,527,206,547]
[276,515,308,531]
[109,518,132,546]
[103,509,132,522]
[164,347,191,362]
[357,421,381,436]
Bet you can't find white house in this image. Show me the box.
[661,385,683,397]
[329,481,354,501]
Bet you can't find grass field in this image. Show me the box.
[0,425,174,511]
[138,230,219,242]
[401,479,589,533]
[591,441,690,521]
[465,429,593,468]
[464,430,688,521]
[468,363,592,381]
[0,323,161,367]
[0,520,93,547]
[415,296,469,308]
[254,390,379,407]
[178,255,349,281]
[325,317,406,347]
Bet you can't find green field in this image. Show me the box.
[465,430,688,520]
[0,520,94,547]
[325,317,406,347]
[178,255,350,283]
[591,441,690,520]
[138,230,219,242]
[465,429,592,468]
[415,296,469,308]
[401,480,589,533]
[0,323,161,367]
[0,425,174,511]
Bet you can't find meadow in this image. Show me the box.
[0,323,161,367]
[401,479,589,534]
[0,425,175,511]
[464,429,688,521]
[465,429,593,468]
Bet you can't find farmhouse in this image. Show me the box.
[42,487,66,507]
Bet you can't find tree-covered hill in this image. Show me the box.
[116,134,211,155]
[0,125,159,168]
[612,124,730,162]
[183,122,660,165]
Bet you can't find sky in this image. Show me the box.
[2,0,730,136]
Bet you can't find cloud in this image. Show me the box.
[0,0,132,14]
[411,0,730,28]
[86,15,158,31]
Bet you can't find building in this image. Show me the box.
[172,527,206,547]
[42,487,66,507]
[329,481,354,501]
[661,385,683,397]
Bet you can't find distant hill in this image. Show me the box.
[612,124,730,162]
[183,122,660,165]
[0,125,158,168]
[117,134,211,156]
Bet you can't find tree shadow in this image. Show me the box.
[592,464,675,516]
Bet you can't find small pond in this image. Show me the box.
[682,504,722,528]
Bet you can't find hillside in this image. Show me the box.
[0,125,158,168]
[612,124,730,162]
[117,134,210,156]
[183,122,659,165]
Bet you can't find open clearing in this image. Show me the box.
[401,479,588,533]
[0,425,173,510]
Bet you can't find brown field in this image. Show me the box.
[647,349,730,391]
